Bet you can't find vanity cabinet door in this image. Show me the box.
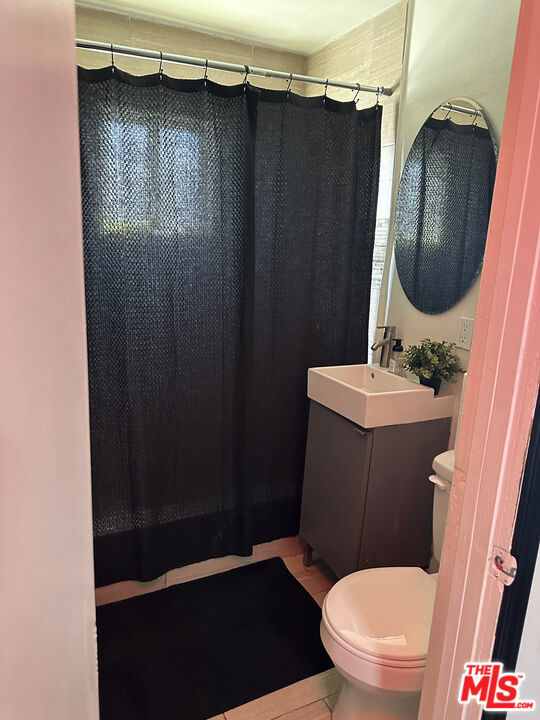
[358,418,450,569]
[300,401,373,578]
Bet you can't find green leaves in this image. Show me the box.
[402,338,464,383]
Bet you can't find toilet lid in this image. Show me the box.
[323,567,437,665]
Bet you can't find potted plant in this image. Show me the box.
[402,338,464,395]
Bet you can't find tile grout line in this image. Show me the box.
[266,698,330,720]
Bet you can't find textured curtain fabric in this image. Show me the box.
[78,67,381,586]
[247,91,381,541]
[394,117,496,314]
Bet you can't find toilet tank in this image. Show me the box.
[431,450,455,563]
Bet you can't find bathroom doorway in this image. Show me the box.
[419,1,540,716]
[3,1,539,719]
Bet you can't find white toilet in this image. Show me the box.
[320,448,456,720]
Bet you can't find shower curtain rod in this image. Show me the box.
[76,38,393,97]
[439,103,484,118]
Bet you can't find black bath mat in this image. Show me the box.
[97,557,332,720]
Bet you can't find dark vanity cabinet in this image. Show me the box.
[299,401,451,578]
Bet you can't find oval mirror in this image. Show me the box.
[394,99,497,314]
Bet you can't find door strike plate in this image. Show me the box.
[490,546,517,586]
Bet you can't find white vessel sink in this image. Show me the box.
[308,364,454,428]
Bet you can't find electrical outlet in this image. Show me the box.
[456,316,475,350]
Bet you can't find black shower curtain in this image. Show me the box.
[78,67,381,587]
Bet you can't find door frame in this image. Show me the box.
[419,0,540,717]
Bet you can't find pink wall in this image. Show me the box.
[0,1,99,718]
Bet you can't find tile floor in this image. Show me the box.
[95,536,341,720]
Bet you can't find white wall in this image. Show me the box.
[384,0,521,384]
[0,1,99,718]
[509,549,540,716]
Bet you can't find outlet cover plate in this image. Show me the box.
[456,316,475,350]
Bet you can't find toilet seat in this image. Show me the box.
[322,566,437,669]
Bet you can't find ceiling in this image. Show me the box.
[77,0,399,54]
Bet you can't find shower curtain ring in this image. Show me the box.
[243,64,250,85]
[444,103,452,120]
[353,83,361,103]
[472,109,480,127]
[204,58,209,83]
[286,72,293,95]
[376,87,381,106]
[324,79,329,99]
[159,51,163,78]
[110,43,115,71]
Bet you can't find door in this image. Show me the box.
[300,401,373,578]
